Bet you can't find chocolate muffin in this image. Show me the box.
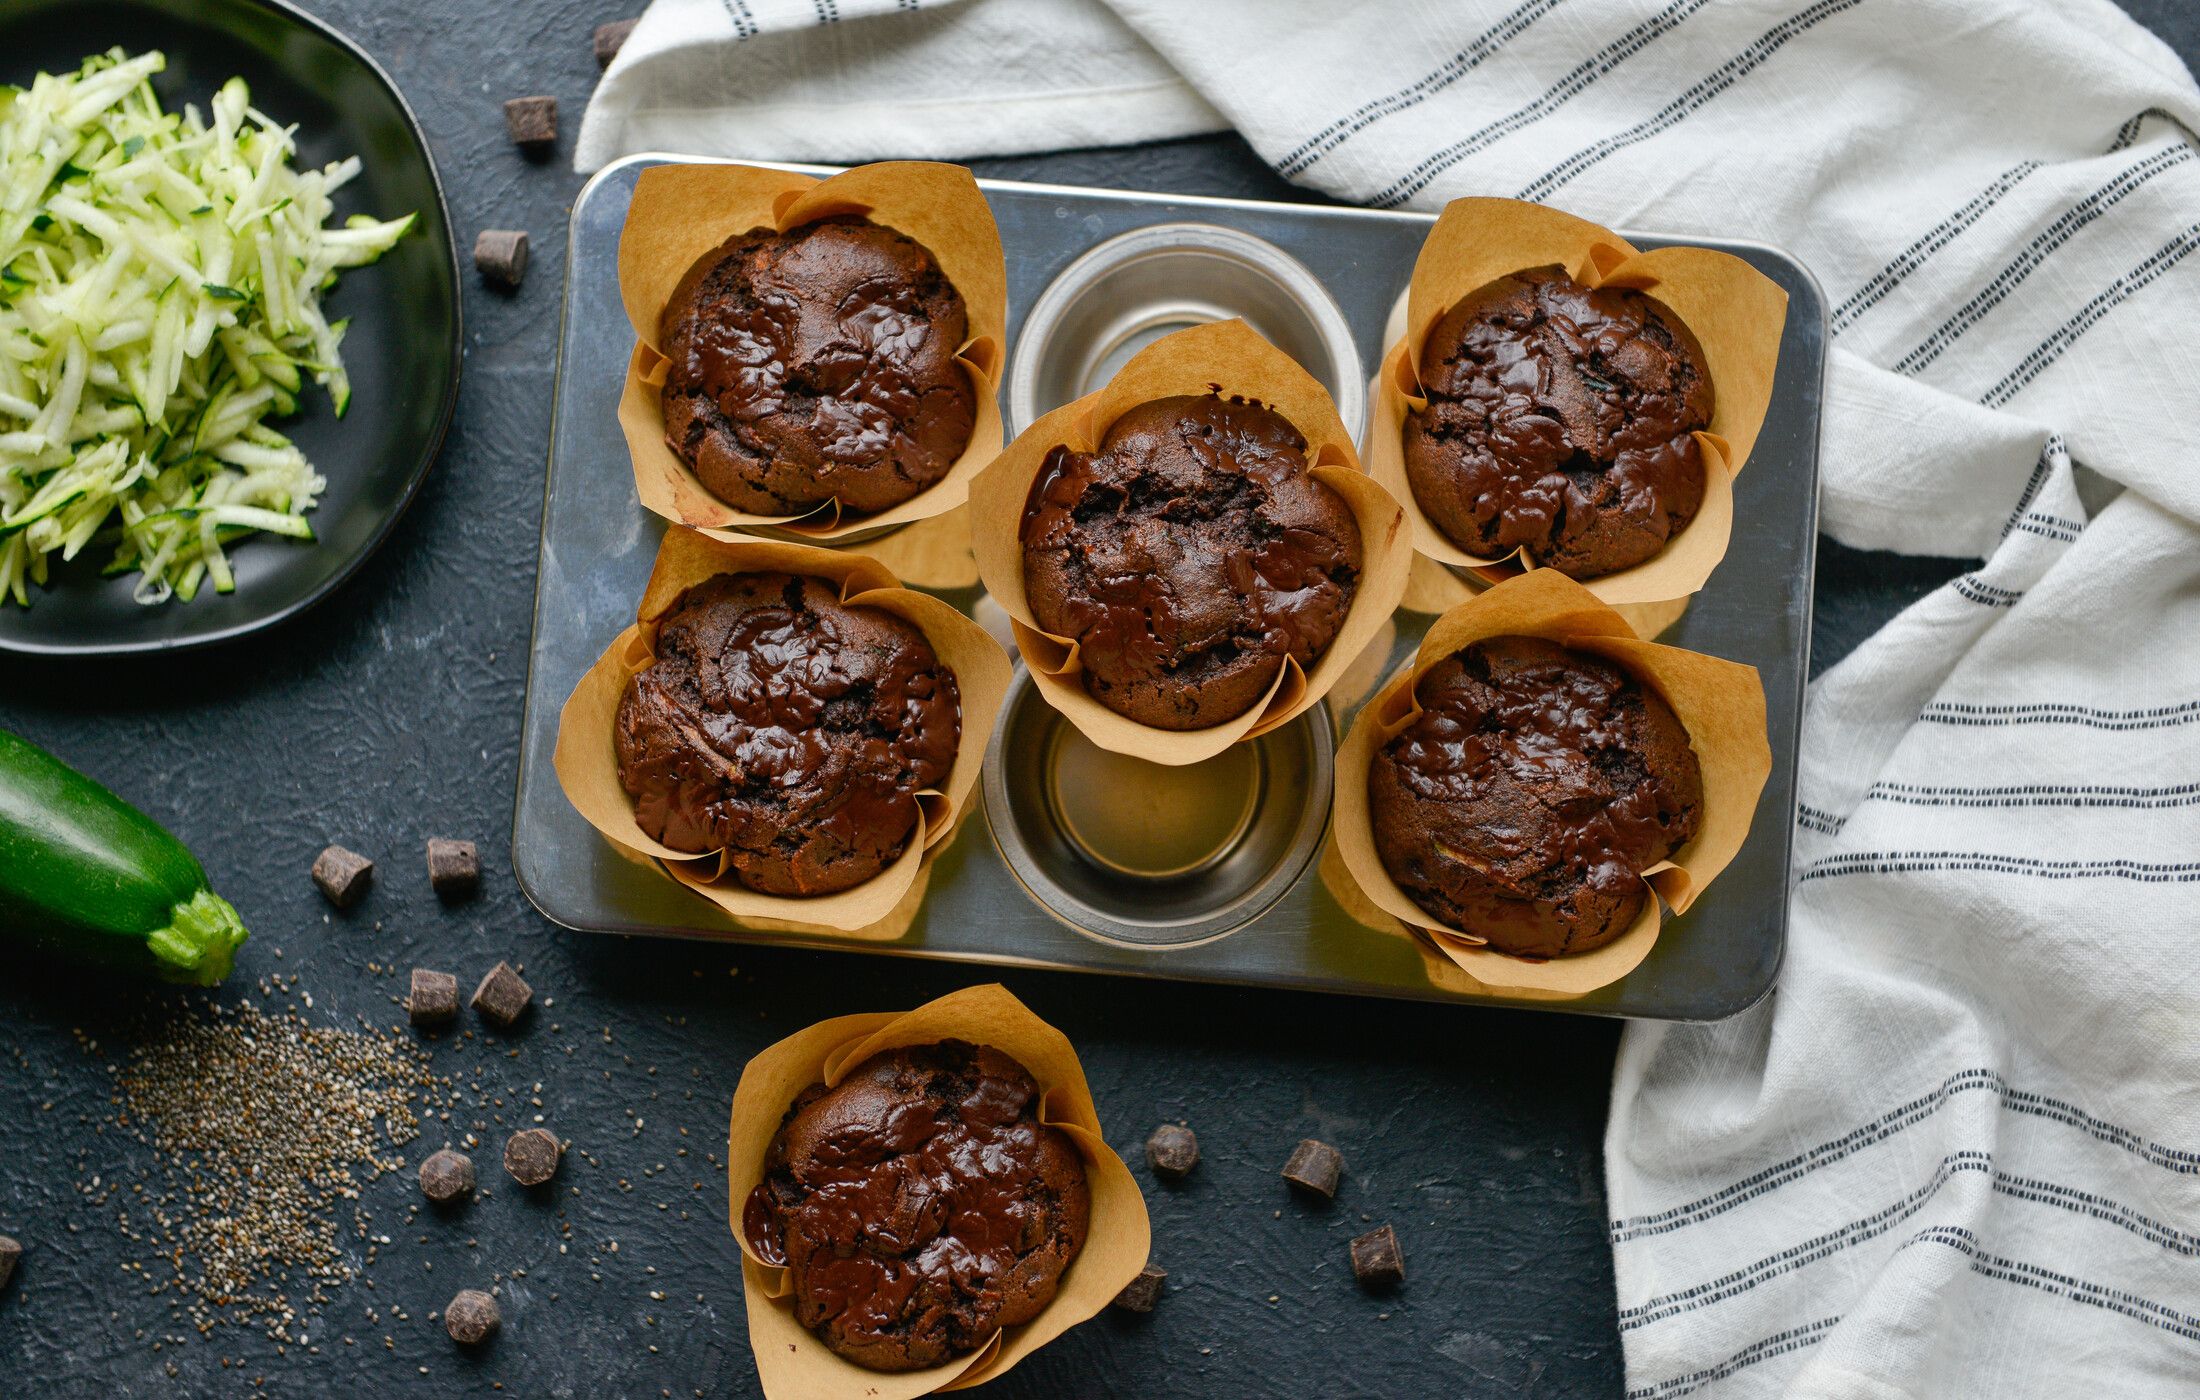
[741,1040,1091,1372]
[1403,265,1713,579]
[1019,393,1362,730]
[614,572,960,896]
[1369,636,1702,958]
[659,217,976,516]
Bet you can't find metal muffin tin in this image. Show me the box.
[985,672,1335,950]
[1006,222,1365,440]
[511,154,1825,1020]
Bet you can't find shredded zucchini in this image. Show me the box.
[0,48,414,606]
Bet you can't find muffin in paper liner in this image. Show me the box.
[1331,570,1770,995]
[1365,197,1787,606]
[726,984,1150,1399]
[552,528,1010,938]
[969,318,1413,766]
[616,161,1007,556]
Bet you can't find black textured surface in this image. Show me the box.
[1,5,2190,1398]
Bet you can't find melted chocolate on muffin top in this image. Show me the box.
[659,217,975,516]
[1403,265,1713,579]
[613,573,959,896]
[742,1041,1090,1373]
[1369,636,1702,958]
[1019,393,1362,730]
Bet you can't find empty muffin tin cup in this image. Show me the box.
[985,669,1333,948]
[1008,223,1365,437]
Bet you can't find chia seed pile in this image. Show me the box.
[95,998,447,1344]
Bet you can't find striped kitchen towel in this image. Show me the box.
[580,2,2200,1393]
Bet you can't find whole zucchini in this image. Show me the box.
[0,729,247,985]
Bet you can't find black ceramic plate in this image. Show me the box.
[0,0,459,656]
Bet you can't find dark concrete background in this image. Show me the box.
[1,4,2191,1396]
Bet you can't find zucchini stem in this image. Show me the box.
[143,887,248,985]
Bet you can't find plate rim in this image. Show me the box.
[0,0,463,658]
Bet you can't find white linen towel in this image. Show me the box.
[581,3,2200,1393]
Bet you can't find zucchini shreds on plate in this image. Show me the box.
[0,47,414,606]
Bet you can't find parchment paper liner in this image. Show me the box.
[969,318,1412,765]
[552,529,1011,937]
[1331,570,1769,994]
[617,161,1008,545]
[1366,197,1787,605]
[1400,553,1689,639]
[726,983,1150,1399]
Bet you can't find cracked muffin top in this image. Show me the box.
[1403,265,1713,579]
[658,217,976,517]
[1369,636,1702,958]
[613,572,960,896]
[741,1040,1091,1373]
[1018,393,1363,731]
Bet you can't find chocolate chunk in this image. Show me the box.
[473,230,529,290]
[593,18,638,67]
[311,844,373,908]
[502,95,557,147]
[419,1148,476,1204]
[444,1288,500,1345]
[503,1128,561,1187]
[1281,1139,1343,1200]
[1145,1123,1199,1180]
[1111,1262,1166,1313]
[470,961,532,1029]
[1349,1224,1404,1290]
[408,969,459,1028]
[0,1235,18,1290]
[426,838,479,902]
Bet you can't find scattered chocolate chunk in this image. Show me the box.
[426,838,480,902]
[310,845,373,908]
[0,1235,18,1290]
[473,230,529,290]
[1350,1224,1404,1290]
[445,1288,501,1345]
[1145,1123,1199,1180]
[408,969,459,1028]
[502,95,557,147]
[1111,1262,1166,1313]
[1282,1139,1343,1200]
[420,1148,476,1204]
[503,1128,561,1187]
[593,18,638,68]
[471,962,532,1029]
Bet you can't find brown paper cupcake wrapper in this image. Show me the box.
[855,504,980,590]
[726,984,1151,1400]
[1399,553,1690,638]
[1365,197,1787,606]
[969,318,1412,766]
[1331,570,1770,995]
[617,161,1008,543]
[551,529,1012,936]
